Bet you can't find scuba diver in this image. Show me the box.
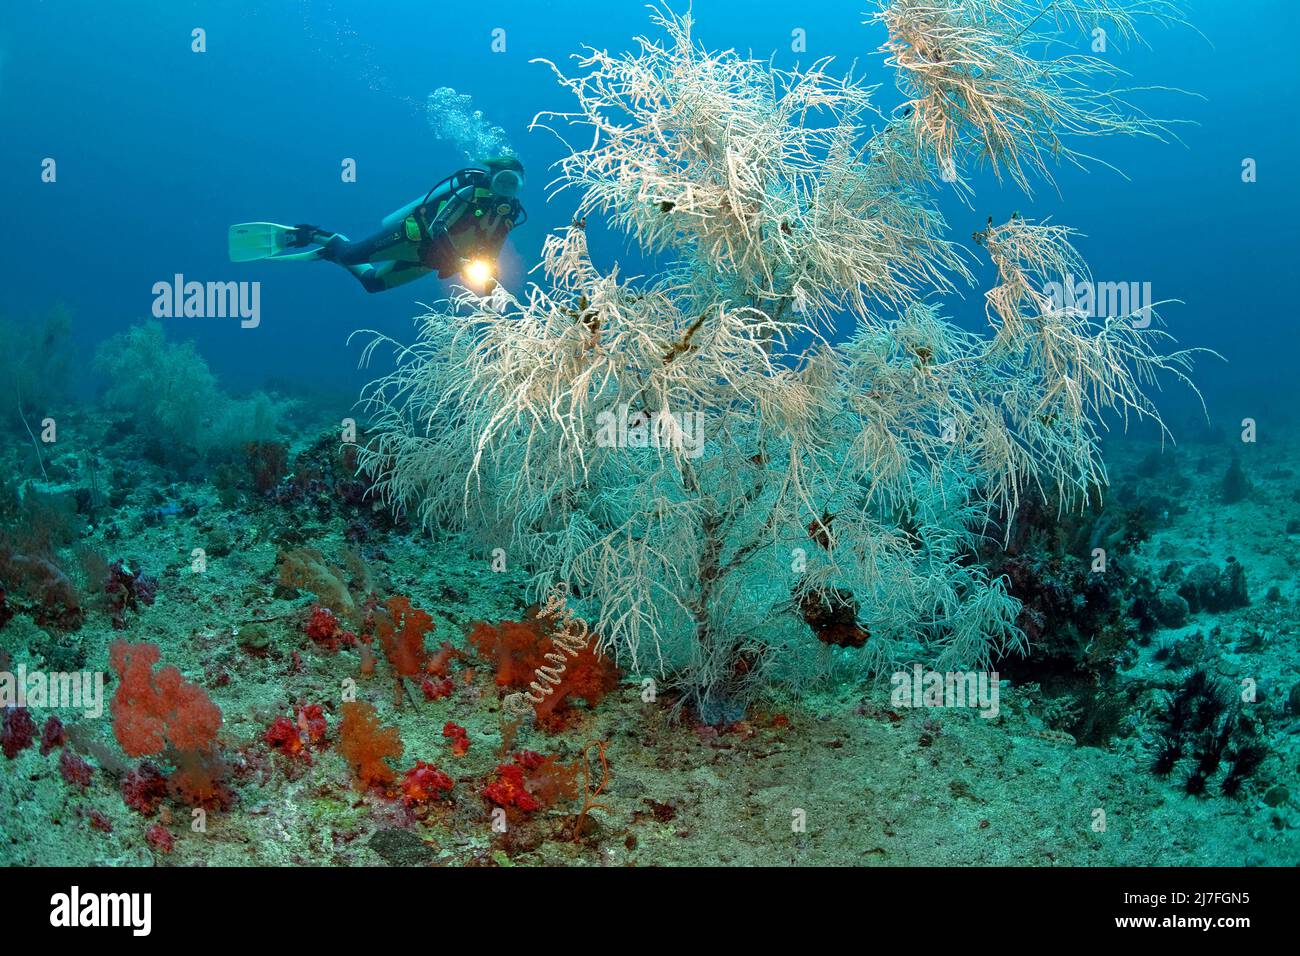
[228,156,526,292]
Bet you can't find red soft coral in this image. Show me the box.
[264,716,305,757]
[306,605,344,651]
[306,607,356,654]
[264,704,329,760]
[108,641,222,757]
[336,701,403,789]
[442,721,470,756]
[483,762,540,812]
[514,750,545,771]
[59,750,93,789]
[400,760,454,806]
[121,761,169,816]
[1,707,37,759]
[297,703,328,746]
[145,822,174,854]
[39,715,66,756]
[483,751,579,814]
[421,676,454,701]
[518,750,580,804]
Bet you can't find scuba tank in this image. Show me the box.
[379,169,480,234]
[379,196,424,233]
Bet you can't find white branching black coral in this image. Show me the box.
[530,8,968,328]
[870,0,1189,194]
[357,3,1206,723]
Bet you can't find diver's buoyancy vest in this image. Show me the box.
[378,170,523,265]
[377,168,479,234]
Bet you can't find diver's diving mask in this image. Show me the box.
[490,168,523,199]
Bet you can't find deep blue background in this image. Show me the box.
[2,0,1296,429]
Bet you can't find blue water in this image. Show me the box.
[2,0,1296,423]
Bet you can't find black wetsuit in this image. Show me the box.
[315,168,525,293]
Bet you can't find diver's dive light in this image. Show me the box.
[463,258,494,288]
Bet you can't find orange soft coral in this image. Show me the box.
[337,701,403,789]
[518,750,581,809]
[468,611,618,731]
[377,596,432,677]
[467,616,549,687]
[531,642,619,731]
[426,641,465,677]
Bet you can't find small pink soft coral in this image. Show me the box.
[1,707,37,759]
[108,641,229,809]
[109,641,222,757]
